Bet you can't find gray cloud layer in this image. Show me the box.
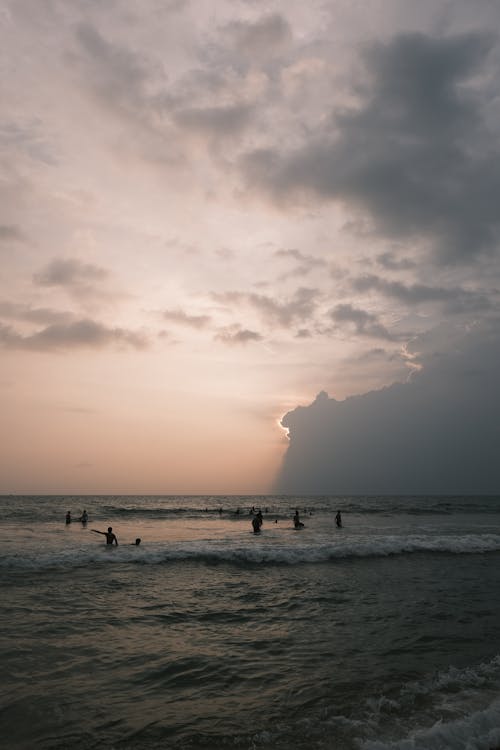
[330,303,396,340]
[350,274,494,313]
[275,320,500,494]
[243,32,500,264]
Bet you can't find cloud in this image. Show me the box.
[0,225,24,242]
[330,303,396,340]
[0,319,148,352]
[274,248,327,278]
[376,252,416,271]
[213,287,318,328]
[242,31,500,264]
[350,274,494,312]
[34,258,110,287]
[173,103,254,136]
[71,18,258,161]
[274,319,500,494]
[32,258,124,310]
[0,301,74,325]
[214,325,263,345]
[0,118,58,165]
[74,22,152,113]
[222,13,293,59]
[162,309,211,328]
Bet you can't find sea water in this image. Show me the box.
[1,495,500,750]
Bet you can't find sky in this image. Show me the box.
[2,0,500,495]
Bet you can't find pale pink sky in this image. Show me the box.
[1,0,500,493]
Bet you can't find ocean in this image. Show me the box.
[1,495,500,750]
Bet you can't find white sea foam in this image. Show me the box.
[362,699,500,750]
[359,656,500,750]
[2,532,500,570]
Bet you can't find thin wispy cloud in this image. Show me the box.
[34,258,110,287]
[0,319,148,352]
[162,309,212,328]
[213,287,319,328]
[215,325,263,345]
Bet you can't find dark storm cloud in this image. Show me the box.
[213,287,318,327]
[34,258,110,287]
[214,325,263,345]
[162,309,211,328]
[242,32,500,263]
[351,274,493,312]
[330,303,395,340]
[0,319,148,352]
[275,319,500,494]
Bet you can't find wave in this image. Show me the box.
[2,533,500,571]
[238,656,500,750]
[359,657,500,750]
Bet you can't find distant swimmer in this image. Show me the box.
[252,516,261,533]
[91,527,118,546]
[79,510,89,524]
[65,511,71,525]
[293,510,304,529]
[131,538,141,546]
[335,511,342,528]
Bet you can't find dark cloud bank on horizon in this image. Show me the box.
[275,321,500,495]
[270,29,500,494]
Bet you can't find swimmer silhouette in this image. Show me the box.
[91,527,118,546]
[293,510,304,529]
[252,517,261,533]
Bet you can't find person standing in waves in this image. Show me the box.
[91,527,118,546]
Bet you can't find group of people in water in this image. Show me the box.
[89,528,141,546]
[64,511,141,546]
[250,507,343,533]
[65,510,88,525]
[65,505,343,541]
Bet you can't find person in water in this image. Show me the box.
[252,516,261,533]
[255,510,263,528]
[293,510,304,528]
[91,527,118,546]
[79,510,89,524]
[65,511,71,525]
[132,538,141,546]
[335,511,342,528]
